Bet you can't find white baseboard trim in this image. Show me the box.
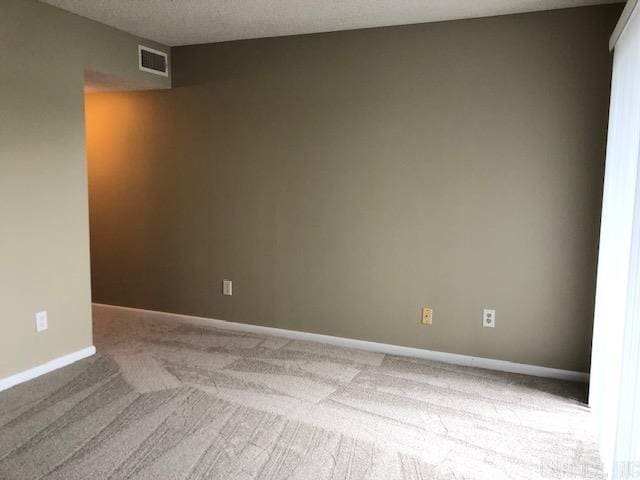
[0,346,96,393]
[93,303,589,383]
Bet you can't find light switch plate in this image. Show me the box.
[223,279,233,296]
[36,311,48,332]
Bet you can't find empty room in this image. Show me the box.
[2,0,640,478]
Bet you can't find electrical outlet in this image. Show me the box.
[36,311,48,332]
[421,307,433,325]
[482,309,496,328]
[223,279,233,296]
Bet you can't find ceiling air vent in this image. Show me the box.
[138,45,168,77]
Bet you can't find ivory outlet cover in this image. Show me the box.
[421,307,433,325]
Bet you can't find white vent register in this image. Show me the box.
[138,45,168,77]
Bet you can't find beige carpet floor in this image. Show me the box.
[0,308,603,479]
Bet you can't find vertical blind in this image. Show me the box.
[590,1,640,478]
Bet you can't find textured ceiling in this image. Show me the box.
[41,0,621,46]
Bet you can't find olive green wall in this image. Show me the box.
[87,5,620,372]
[0,0,170,379]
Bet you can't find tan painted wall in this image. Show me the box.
[0,0,170,378]
[87,5,620,373]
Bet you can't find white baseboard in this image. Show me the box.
[0,346,96,393]
[93,303,589,383]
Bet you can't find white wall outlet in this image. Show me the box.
[482,309,496,328]
[35,311,48,332]
[223,279,233,296]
